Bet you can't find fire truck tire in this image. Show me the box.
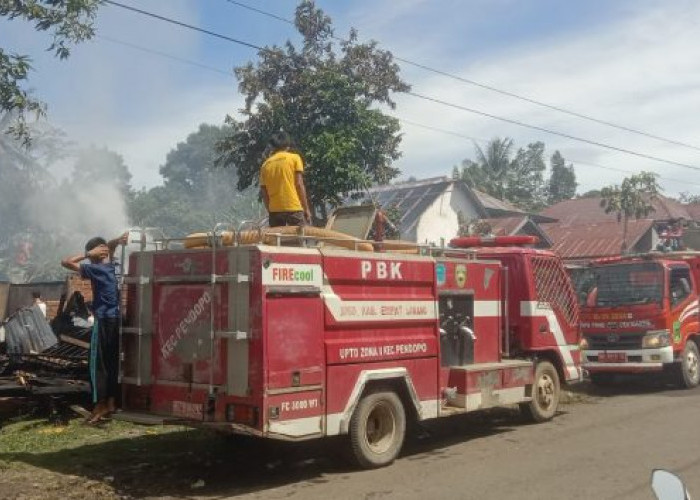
[676,340,700,389]
[520,360,560,423]
[348,389,406,468]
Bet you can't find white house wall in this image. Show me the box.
[415,185,482,244]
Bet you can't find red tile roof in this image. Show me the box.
[541,219,655,260]
[684,203,700,221]
[541,196,691,224]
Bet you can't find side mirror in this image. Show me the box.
[651,469,688,500]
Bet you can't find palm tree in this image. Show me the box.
[600,172,660,253]
[461,137,514,200]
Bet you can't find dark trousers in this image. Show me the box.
[89,317,119,404]
[269,211,306,227]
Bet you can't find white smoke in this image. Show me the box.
[29,182,130,246]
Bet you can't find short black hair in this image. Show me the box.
[85,236,107,252]
[268,131,293,152]
[32,291,41,299]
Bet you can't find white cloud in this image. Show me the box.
[389,0,700,196]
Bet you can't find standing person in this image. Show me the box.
[32,291,47,317]
[259,132,312,226]
[61,233,127,424]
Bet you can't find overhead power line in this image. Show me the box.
[103,0,700,174]
[86,28,700,191]
[406,91,700,173]
[396,118,700,188]
[219,0,700,153]
[97,35,233,76]
[103,0,264,51]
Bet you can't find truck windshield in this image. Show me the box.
[592,262,663,307]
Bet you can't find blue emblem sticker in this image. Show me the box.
[436,263,446,286]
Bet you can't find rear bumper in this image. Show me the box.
[583,346,674,373]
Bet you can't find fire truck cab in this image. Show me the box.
[120,233,580,468]
[580,252,700,387]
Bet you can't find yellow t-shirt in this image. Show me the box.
[260,151,304,212]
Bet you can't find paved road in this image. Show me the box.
[222,382,700,500]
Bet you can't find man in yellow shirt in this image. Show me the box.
[260,132,312,226]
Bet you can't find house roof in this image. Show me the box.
[346,177,487,237]
[540,195,691,224]
[481,216,529,236]
[542,219,655,260]
[471,189,521,214]
[684,203,700,221]
[480,216,553,248]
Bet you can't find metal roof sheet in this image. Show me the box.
[542,219,655,259]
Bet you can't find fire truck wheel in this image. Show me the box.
[677,340,700,389]
[521,360,560,423]
[349,389,406,468]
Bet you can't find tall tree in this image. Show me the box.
[508,141,547,210]
[600,171,660,253]
[460,138,547,211]
[460,137,514,201]
[131,124,262,235]
[1,1,101,145]
[217,0,409,220]
[547,151,577,204]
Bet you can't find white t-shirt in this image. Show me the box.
[36,301,47,317]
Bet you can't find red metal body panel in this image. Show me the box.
[121,243,581,441]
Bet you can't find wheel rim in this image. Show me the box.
[364,401,396,455]
[536,373,556,410]
[685,347,699,382]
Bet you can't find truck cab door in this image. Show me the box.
[669,266,696,343]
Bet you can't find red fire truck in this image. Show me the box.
[580,252,700,387]
[120,234,581,468]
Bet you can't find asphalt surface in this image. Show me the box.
[221,381,700,500]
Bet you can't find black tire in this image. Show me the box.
[348,389,406,469]
[676,340,700,389]
[520,360,560,423]
[589,372,616,387]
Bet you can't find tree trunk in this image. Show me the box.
[621,213,629,254]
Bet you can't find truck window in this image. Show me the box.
[593,262,663,307]
[669,267,692,307]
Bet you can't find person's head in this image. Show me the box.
[268,132,293,153]
[85,236,107,262]
[32,291,41,301]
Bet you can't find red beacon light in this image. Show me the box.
[449,235,539,248]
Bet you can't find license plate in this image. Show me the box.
[172,401,204,420]
[599,352,627,363]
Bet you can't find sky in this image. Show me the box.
[2,0,700,197]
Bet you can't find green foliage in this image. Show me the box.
[459,138,547,211]
[547,151,577,204]
[678,192,700,204]
[0,0,101,145]
[600,171,661,253]
[217,0,409,218]
[131,124,263,236]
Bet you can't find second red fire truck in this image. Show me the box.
[579,252,700,387]
[119,232,581,468]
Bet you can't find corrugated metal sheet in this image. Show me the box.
[480,217,528,236]
[684,204,700,221]
[542,219,654,260]
[346,177,455,237]
[471,189,524,214]
[541,196,691,224]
